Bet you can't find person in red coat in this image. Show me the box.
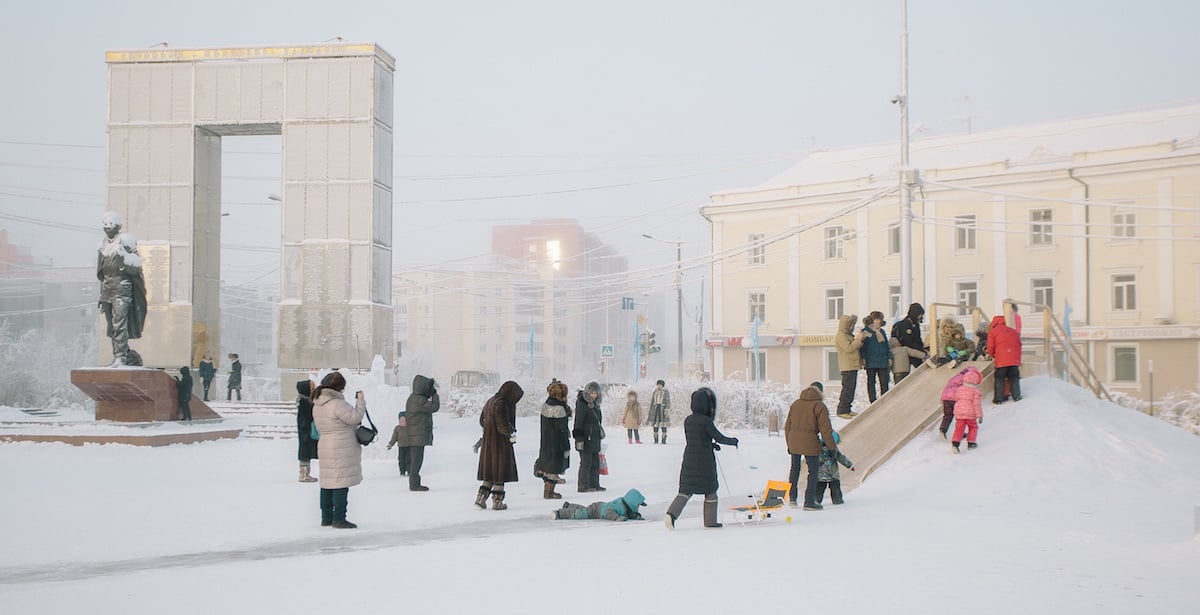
[986,315,1022,404]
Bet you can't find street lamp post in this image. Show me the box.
[642,234,684,376]
[320,333,361,373]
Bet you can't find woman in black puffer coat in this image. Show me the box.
[664,387,738,530]
[572,381,605,493]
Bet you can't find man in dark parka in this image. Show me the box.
[404,375,440,491]
[891,303,928,379]
[664,388,739,529]
[475,381,524,510]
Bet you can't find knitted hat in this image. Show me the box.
[808,381,824,393]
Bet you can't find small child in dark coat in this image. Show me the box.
[815,431,854,505]
[385,411,410,475]
[553,488,647,521]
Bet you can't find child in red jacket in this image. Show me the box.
[951,368,984,453]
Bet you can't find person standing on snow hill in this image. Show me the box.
[404,375,439,492]
[664,387,739,530]
[939,367,973,440]
[572,381,606,493]
[647,379,671,444]
[534,379,572,500]
[475,381,524,511]
[859,311,892,403]
[312,371,367,529]
[623,390,643,444]
[784,382,839,511]
[986,315,1022,404]
[951,368,984,454]
[834,314,869,418]
[891,302,927,378]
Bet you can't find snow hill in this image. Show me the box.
[0,376,1198,614]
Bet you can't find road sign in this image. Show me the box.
[600,344,615,359]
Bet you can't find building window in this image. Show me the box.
[1031,278,1054,310]
[748,292,766,322]
[888,285,902,320]
[955,281,978,316]
[1030,209,1053,245]
[746,350,767,381]
[825,288,845,321]
[825,349,840,382]
[479,325,486,335]
[479,344,487,353]
[954,214,977,251]
[1112,274,1136,311]
[1113,211,1136,238]
[887,223,900,256]
[748,233,766,265]
[1113,346,1137,383]
[823,226,844,260]
[479,306,487,316]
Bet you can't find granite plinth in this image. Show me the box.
[70,368,222,422]
[0,430,240,446]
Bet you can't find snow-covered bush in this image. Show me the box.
[0,322,94,409]
[1111,389,1200,435]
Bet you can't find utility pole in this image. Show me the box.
[898,0,914,312]
[642,234,684,377]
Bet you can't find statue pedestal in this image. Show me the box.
[71,368,222,422]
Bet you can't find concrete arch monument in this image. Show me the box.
[104,43,395,370]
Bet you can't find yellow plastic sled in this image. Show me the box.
[729,480,791,523]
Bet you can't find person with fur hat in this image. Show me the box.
[834,313,870,418]
[647,379,672,444]
[475,381,524,510]
[891,302,928,378]
[664,387,739,529]
[572,381,606,493]
[552,488,646,521]
[859,311,891,402]
[785,382,838,510]
[534,379,572,499]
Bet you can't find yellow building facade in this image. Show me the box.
[702,104,1200,401]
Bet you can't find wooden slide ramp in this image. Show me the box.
[838,360,994,493]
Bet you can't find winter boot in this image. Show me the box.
[653,432,660,444]
[543,480,562,500]
[474,485,490,509]
[628,437,633,444]
[661,434,667,445]
[939,429,947,440]
[664,513,676,530]
[332,519,357,529]
[665,493,689,529]
[830,482,845,505]
[967,442,978,450]
[702,497,722,528]
[491,490,508,511]
[952,441,961,454]
[299,461,318,483]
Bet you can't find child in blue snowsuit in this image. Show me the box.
[552,488,647,521]
[815,432,855,505]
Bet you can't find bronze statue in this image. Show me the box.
[97,211,147,367]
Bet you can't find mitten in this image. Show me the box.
[730,438,740,448]
[850,466,856,472]
[712,443,721,451]
[978,417,983,424]
[509,435,517,444]
[386,444,393,450]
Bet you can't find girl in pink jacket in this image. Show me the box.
[938,367,973,439]
[951,368,983,453]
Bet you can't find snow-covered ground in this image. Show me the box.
[1,376,1198,613]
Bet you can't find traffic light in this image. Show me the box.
[647,331,661,354]
[638,331,648,356]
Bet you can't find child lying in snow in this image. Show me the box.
[552,488,646,521]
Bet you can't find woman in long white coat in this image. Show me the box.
[312,371,366,528]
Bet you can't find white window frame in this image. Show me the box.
[824,287,845,322]
[748,233,766,265]
[955,280,979,316]
[824,348,840,383]
[1030,209,1053,246]
[1111,273,1137,312]
[887,284,902,321]
[954,214,977,252]
[1111,344,1139,385]
[1030,277,1054,311]
[886,223,900,256]
[823,226,845,260]
[748,291,767,323]
[1112,210,1136,240]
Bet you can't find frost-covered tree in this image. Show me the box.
[0,321,95,409]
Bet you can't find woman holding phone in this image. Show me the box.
[312,371,367,528]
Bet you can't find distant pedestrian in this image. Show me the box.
[834,314,869,418]
[296,379,318,482]
[859,311,891,402]
[623,390,643,444]
[647,379,672,444]
[312,371,367,528]
[174,366,192,421]
[198,352,215,401]
[534,379,572,500]
[664,387,738,529]
[226,353,242,401]
[475,381,525,510]
[404,375,439,491]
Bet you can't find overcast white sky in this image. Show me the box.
[2,0,1199,287]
